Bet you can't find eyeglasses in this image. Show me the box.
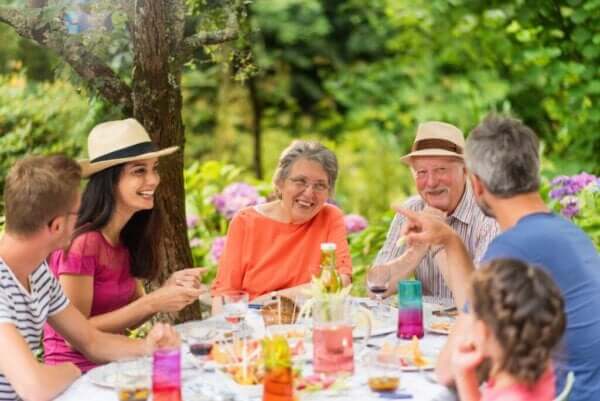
[288,177,330,193]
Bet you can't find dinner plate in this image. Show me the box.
[214,367,263,398]
[354,316,396,339]
[375,353,437,372]
[87,364,120,388]
[87,358,197,388]
[397,357,436,372]
[426,318,454,335]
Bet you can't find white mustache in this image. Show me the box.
[424,188,449,195]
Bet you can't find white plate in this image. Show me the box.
[87,364,119,388]
[398,359,436,371]
[87,358,197,388]
[378,352,437,372]
[354,316,396,339]
[214,367,263,398]
[426,327,450,335]
[426,318,454,335]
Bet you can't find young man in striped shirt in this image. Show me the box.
[373,121,499,305]
[0,155,179,401]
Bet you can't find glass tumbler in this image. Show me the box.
[396,280,424,339]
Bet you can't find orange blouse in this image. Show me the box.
[211,204,352,300]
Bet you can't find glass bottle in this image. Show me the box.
[318,242,341,293]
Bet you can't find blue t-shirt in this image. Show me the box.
[482,212,600,401]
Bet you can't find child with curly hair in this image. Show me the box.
[452,258,567,401]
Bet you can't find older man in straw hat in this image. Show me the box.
[373,121,499,305]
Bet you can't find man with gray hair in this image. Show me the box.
[398,115,600,401]
[374,121,499,305]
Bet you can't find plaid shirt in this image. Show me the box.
[374,183,500,305]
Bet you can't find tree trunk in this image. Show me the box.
[248,76,263,179]
[132,0,198,322]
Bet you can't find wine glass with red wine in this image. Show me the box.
[366,265,391,315]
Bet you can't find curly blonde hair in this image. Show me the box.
[471,259,566,385]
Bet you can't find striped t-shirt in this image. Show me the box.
[0,258,69,401]
[374,183,500,305]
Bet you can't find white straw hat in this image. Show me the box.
[399,121,465,163]
[79,118,178,177]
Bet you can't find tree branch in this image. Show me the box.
[0,5,133,112]
[178,9,239,63]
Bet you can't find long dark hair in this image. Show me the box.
[71,164,163,280]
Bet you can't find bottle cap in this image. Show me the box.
[320,243,336,252]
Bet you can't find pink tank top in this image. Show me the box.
[43,231,137,372]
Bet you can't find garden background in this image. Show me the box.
[1,0,599,305]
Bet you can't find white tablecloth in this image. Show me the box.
[55,309,457,401]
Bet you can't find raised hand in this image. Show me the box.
[452,337,485,375]
[147,285,204,314]
[165,267,208,289]
[395,207,456,247]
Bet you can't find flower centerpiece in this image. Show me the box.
[549,172,600,250]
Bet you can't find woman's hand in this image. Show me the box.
[145,322,181,352]
[165,267,208,289]
[147,285,204,314]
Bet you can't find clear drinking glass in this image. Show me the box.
[116,358,151,401]
[365,352,401,393]
[222,290,249,335]
[366,264,391,316]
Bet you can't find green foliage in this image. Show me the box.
[348,212,393,297]
[0,72,105,213]
[571,188,600,250]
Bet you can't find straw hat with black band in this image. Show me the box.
[399,121,464,163]
[79,118,179,178]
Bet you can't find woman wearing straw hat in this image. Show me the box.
[43,118,205,372]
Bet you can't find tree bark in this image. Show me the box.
[248,76,263,179]
[132,0,198,322]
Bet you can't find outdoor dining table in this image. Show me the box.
[54,304,457,401]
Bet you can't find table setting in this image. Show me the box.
[54,294,458,401]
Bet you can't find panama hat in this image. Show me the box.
[79,118,179,177]
[399,121,465,164]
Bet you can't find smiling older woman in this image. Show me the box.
[211,141,352,313]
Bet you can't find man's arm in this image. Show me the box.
[0,323,80,401]
[396,208,475,308]
[371,209,428,297]
[378,245,428,297]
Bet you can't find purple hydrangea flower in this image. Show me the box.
[562,204,580,219]
[212,182,265,219]
[550,172,599,219]
[186,213,199,228]
[343,214,368,234]
[210,236,226,263]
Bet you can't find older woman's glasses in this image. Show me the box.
[288,177,329,193]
